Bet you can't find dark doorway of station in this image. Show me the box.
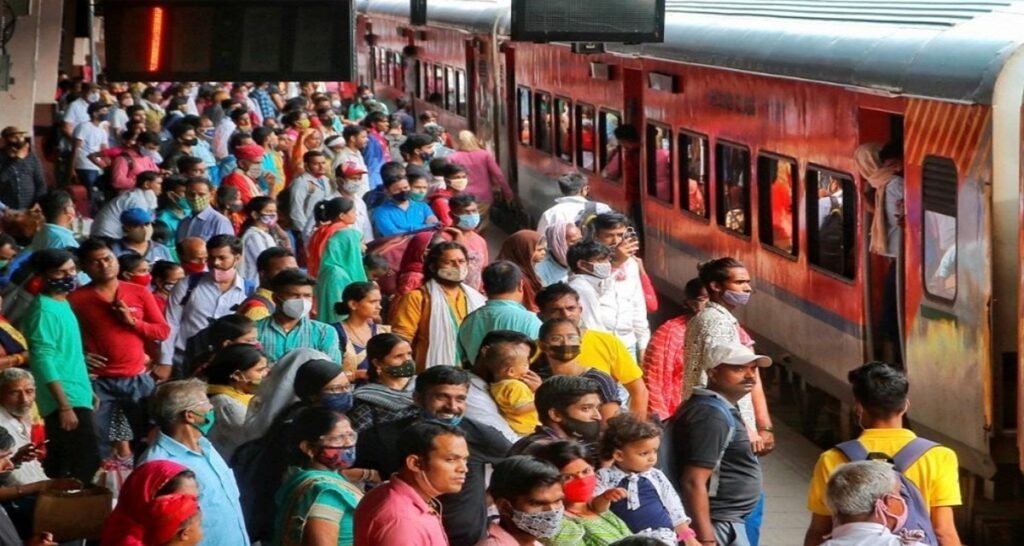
[858,109,905,366]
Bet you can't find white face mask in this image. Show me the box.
[437,265,468,283]
[281,297,312,320]
[588,261,612,279]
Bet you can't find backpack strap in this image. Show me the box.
[690,395,738,497]
[180,273,204,307]
[835,440,870,462]
[891,438,939,473]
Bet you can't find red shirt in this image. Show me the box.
[354,475,449,546]
[68,281,171,378]
[220,171,264,205]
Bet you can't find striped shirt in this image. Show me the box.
[255,315,342,365]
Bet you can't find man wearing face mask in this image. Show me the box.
[220,144,267,205]
[111,131,162,193]
[71,102,110,203]
[254,269,341,365]
[335,125,369,195]
[70,239,170,461]
[674,342,770,546]
[160,123,200,175]
[804,362,961,546]
[0,127,47,211]
[370,164,439,238]
[509,375,604,457]
[139,379,250,546]
[92,170,163,240]
[161,235,249,377]
[399,133,437,179]
[683,257,774,458]
[566,240,615,335]
[354,422,468,546]
[61,82,97,142]
[483,456,566,545]
[112,208,175,263]
[819,462,927,546]
[448,193,488,290]
[176,177,234,243]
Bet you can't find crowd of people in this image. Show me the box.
[0,77,964,546]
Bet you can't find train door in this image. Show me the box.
[622,67,645,232]
[857,109,905,364]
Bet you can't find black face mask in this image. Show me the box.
[393,190,411,203]
[561,416,601,443]
[181,138,199,147]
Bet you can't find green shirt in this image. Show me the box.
[21,295,92,416]
[457,299,542,364]
[273,467,363,546]
[255,315,342,365]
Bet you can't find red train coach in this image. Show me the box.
[358,0,1024,504]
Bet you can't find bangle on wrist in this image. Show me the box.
[59,407,74,412]
[757,425,774,433]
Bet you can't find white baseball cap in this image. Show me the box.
[705,342,772,370]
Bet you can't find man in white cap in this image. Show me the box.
[672,341,771,546]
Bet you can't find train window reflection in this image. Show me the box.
[575,103,596,171]
[646,123,673,203]
[445,67,456,112]
[757,155,797,254]
[555,98,572,162]
[807,167,856,278]
[678,132,708,217]
[599,111,622,183]
[456,70,468,117]
[517,87,532,146]
[534,92,552,153]
[922,156,958,301]
[715,143,751,235]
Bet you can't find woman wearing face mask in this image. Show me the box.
[534,318,621,421]
[240,197,283,283]
[497,230,546,313]
[347,333,419,433]
[537,221,583,287]
[530,440,632,546]
[334,282,390,384]
[315,226,367,325]
[202,344,269,461]
[428,163,468,226]
[306,197,358,279]
[117,253,153,289]
[642,278,708,421]
[151,261,185,314]
[156,175,192,238]
[273,407,365,546]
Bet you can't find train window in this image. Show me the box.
[456,70,468,117]
[575,103,596,171]
[393,52,404,91]
[678,131,709,218]
[445,67,457,112]
[599,110,622,183]
[715,142,751,235]
[757,155,798,255]
[646,123,673,203]
[807,167,856,279]
[369,47,378,82]
[414,60,423,98]
[517,87,532,146]
[429,65,446,108]
[555,97,572,162]
[534,92,553,153]
[383,51,393,86]
[922,156,958,301]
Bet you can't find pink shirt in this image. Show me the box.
[354,475,450,546]
[477,522,543,546]
[449,150,512,204]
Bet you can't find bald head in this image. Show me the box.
[178,237,208,268]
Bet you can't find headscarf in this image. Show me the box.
[854,143,899,255]
[244,348,332,441]
[315,228,368,324]
[497,230,543,312]
[145,494,200,546]
[544,222,572,267]
[100,460,192,546]
[396,231,436,296]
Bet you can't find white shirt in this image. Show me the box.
[73,121,109,172]
[596,258,650,352]
[466,373,519,443]
[0,409,48,485]
[240,228,277,283]
[289,173,337,239]
[821,522,925,546]
[352,196,374,243]
[568,273,609,335]
[161,271,248,360]
[212,118,237,160]
[63,98,90,128]
[91,188,157,240]
[536,195,611,233]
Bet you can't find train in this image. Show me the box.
[355,0,1024,533]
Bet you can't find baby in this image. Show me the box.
[487,348,541,436]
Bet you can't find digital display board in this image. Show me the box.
[511,0,665,43]
[101,0,355,81]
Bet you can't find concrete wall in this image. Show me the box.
[0,0,64,131]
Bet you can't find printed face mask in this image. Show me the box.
[436,265,468,283]
[46,276,77,294]
[188,195,210,213]
[510,506,564,539]
[316,445,357,471]
[384,359,416,378]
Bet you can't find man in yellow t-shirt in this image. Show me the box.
[804,362,963,546]
[535,282,649,418]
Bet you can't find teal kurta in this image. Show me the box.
[315,228,367,325]
[273,467,363,546]
[21,295,92,416]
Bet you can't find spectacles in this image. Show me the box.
[321,385,353,394]
[322,431,358,444]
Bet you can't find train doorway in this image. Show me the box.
[858,109,905,365]
[621,67,645,239]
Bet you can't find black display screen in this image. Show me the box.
[511,0,665,43]
[101,0,355,81]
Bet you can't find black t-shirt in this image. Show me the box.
[671,392,761,522]
[355,415,512,546]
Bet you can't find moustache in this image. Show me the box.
[740,380,757,386]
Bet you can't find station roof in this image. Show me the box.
[360,0,1024,104]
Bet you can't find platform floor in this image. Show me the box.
[760,419,821,545]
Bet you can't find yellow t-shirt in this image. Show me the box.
[807,428,962,515]
[490,379,541,435]
[580,330,644,385]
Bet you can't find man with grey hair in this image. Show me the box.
[0,368,47,485]
[139,379,250,546]
[423,123,454,159]
[822,461,924,546]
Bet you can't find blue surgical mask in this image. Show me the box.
[456,212,481,230]
[424,411,463,428]
[722,289,751,307]
[320,392,354,413]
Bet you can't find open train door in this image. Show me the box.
[621,66,646,229]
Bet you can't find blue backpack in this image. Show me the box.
[835,438,939,545]
[659,393,737,497]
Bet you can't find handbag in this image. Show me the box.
[33,486,113,541]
